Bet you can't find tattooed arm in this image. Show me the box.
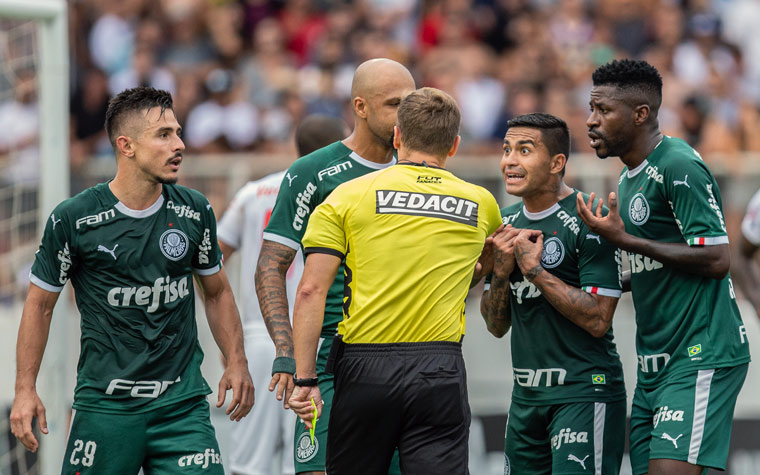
[514,231,619,338]
[255,239,298,407]
[480,226,537,337]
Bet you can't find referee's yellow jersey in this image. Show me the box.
[302,163,502,344]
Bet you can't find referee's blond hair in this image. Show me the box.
[397,87,461,158]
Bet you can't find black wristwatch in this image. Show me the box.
[293,375,319,387]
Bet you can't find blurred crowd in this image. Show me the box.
[61,0,760,169]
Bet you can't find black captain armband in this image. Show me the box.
[293,375,319,387]
[271,356,296,376]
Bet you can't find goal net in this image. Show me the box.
[0,1,69,474]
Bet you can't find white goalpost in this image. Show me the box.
[0,1,69,474]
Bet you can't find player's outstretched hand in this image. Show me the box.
[494,226,541,278]
[10,389,48,452]
[217,360,254,421]
[269,373,295,409]
[288,385,323,429]
[576,191,626,246]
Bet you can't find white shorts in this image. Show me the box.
[228,332,296,475]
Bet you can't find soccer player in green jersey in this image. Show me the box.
[481,113,626,474]
[254,58,415,474]
[578,59,750,475]
[10,87,253,474]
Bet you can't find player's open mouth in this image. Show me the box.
[505,173,525,184]
[588,132,601,149]
[167,157,182,171]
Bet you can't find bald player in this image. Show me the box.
[218,115,349,475]
[255,59,415,474]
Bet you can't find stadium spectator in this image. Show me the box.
[9,86,253,471]
[184,68,259,153]
[217,114,348,475]
[733,189,760,321]
[289,87,502,474]
[481,112,626,474]
[255,58,414,475]
[578,59,749,475]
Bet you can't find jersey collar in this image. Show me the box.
[349,151,396,169]
[114,193,165,218]
[522,202,560,221]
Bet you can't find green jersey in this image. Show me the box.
[263,141,396,336]
[30,182,221,413]
[494,192,625,405]
[618,136,750,388]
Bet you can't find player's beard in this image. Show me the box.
[158,176,178,185]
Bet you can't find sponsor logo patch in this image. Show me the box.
[688,344,702,357]
[417,175,442,184]
[592,374,606,384]
[177,448,222,469]
[375,190,479,226]
[653,405,685,428]
[76,209,115,230]
[551,428,588,450]
[160,229,189,261]
[295,431,318,463]
[629,193,650,225]
[166,200,201,221]
[541,236,564,268]
[58,242,72,284]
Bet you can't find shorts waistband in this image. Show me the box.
[342,340,462,356]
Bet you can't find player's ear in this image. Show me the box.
[633,104,650,126]
[353,96,368,120]
[550,153,567,175]
[393,126,401,150]
[447,135,461,158]
[115,135,135,158]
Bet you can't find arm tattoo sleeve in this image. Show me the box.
[255,240,298,357]
[480,275,511,336]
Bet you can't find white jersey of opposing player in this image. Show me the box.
[218,171,304,335]
[742,188,760,246]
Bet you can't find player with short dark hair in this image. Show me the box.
[218,114,348,475]
[255,58,415,475]
[289,87,502,474]
[10,86,254,474]
[578,59,750,475]
[481,112,626,474]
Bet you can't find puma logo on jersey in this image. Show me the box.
[97,244,118,260]
[586,233,601,244]
[567,454,589,470]
[50,214,61,229]
[673,174,690,188]
[661,432,683,448]
[206,203,211,210]
[107,276,190,313]
[286,173,297,186]
[376,190,479,226]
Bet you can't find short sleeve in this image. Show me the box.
[217,187,246,249]
[29,205,76,292]
[302,189,349,260]
[741,189,760,246]
[483,191,503,235]
[665,154,728,246]
[578,223,622,298]
[263,159,318,251]
[192,197,223,275]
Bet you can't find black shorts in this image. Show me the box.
[326,339,470,475]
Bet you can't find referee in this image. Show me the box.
[288,87,502,475]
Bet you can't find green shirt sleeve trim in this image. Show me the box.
[262,232,300,251]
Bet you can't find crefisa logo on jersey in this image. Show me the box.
[160,229,189,261]
[295,432,318,463]
[541,237,564,268]
[629,193,650,225]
